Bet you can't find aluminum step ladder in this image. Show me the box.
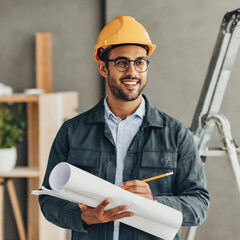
[184,8,240,240]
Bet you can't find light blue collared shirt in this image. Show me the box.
[104,96,145,240]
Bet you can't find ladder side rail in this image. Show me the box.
[186,9,240,240]
[207,113,240,193]
[194,22,240,153]
[192,29,230,148]
[184,226,198,240]
[190,11,236,132]
[209,23,240,114]
[186,113,240,240]
[191,31,230,132]
[191,9,240,132]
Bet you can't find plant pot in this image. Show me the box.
[0,147,17,172]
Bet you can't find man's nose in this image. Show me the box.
[126,61,137,75]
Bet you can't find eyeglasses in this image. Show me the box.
[106,57,149,73]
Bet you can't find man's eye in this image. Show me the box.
[136,60,144,66]
[116,59,128,66]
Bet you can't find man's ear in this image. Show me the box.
[98,60,108,78]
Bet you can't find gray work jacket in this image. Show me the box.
[39,95,210,240]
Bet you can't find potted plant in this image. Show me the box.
[0,103,26,172]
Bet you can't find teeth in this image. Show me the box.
[124,82,137,85]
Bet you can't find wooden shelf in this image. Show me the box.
[0,91,78,240]
[0,167,39,178]
[0,94,39,103]
[0,34,78,240]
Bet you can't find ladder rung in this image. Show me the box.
[207,150,226,157]
[206,148,240,157]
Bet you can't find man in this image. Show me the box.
[39,16,210,240]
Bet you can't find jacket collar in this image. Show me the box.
[142,95,166,128]
[86,95,166,128]
[86,97,106,124]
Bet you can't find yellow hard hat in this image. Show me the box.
[93,16,157,62]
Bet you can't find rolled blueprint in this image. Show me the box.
[34,162,183,240]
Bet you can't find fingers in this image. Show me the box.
[80,199,135,225]
[96,198,111,212]
[121,180,146,189]
[127,185,149,193]
[105,204,134,221]
[78,203,89,211]
[107,204,128,216]
[121,180,150,192]
[121,180,154,200]
[98,200,132,219]
[110,210,134,221]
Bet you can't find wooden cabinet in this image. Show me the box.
[0,92,78,240]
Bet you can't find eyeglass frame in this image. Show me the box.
[106,57,150,73]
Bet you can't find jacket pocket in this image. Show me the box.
[68,148,99,175]
[139,150,177,195]
[141,150,177,168]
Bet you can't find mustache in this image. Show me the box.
[120,76,141,81]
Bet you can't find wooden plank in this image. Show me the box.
[6,180,27,240]
[27,102,40,240]
[38,94,61,184]
[60,91,79,120]
[38,92,78,240]
[0,178,4,240]
[0,167,39,178]
[36,33,52,93]
[27,102,39,167]
[0,94,39,103]
[38,92,78,183]
[38,93,61,240]
[0,92,78,240]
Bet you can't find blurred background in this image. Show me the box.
[0,0,240,239]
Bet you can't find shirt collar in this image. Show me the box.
[104,95,145,120]
[86,95,166,128]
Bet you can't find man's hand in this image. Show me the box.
[78,199,134,225]
[121,180,154,200]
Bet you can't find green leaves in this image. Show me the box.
[0,103,26,148]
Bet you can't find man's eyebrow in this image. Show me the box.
[115,56,128,59]
[115,56,147,60]
[136,56,148,60]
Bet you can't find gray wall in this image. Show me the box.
[107,1,240,239]
[1,0,240,239]
[0,1,102,239]
[0,0,102,112]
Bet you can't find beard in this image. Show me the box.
[107,71,147,101]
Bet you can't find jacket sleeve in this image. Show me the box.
[38,123,86,232]
[155,128,210,226]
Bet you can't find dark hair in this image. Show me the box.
[98,47,110,69]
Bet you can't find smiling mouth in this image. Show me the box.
[122,81,138,85]
[121,78,140,86]
[120,76,141,89]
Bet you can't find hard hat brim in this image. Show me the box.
[94,42,156,62]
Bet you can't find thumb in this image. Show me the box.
[78,203,89,211]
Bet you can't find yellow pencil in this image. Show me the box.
[122,171,174,190]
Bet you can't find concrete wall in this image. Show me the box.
[107,1,240,239]
[1,0,240,239]
[0,0,102,112]
[0,1,102,239]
